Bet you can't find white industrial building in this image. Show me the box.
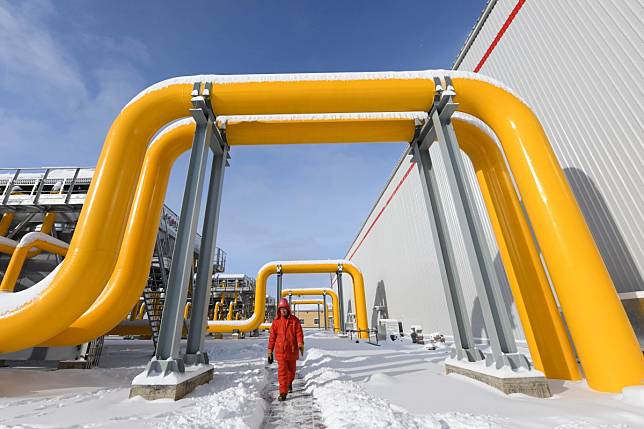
[338,0,643,351]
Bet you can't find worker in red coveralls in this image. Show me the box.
[267,298,304,401]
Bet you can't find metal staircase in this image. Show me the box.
[143,216,171,352]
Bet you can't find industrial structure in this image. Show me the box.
[0,167,228,363]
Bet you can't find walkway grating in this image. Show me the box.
[261,366,325,429]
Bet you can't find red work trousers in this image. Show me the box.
[277,359,297,394]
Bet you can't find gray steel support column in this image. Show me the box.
[323,293,328,330]
[288,292,292,305]
[146,95,213,376]
[432,96,529,369]
[411,137,483,362]
[276,267,283,303]
[336,268,345,333]
[184,135,228,366]
[317,304,321,328]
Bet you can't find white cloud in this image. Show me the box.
[0,0,148,166]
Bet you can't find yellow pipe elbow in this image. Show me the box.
[453,116,580,380]
[452,78,643,391]
[0,83,194,352]
[43,121,197,346]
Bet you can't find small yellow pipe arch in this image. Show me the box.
[282,289,340,333]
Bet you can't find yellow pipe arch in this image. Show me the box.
[282,289,340,333]
[0,71,637,391]
[453,115,580,381]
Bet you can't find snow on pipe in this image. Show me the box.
[0,212,57,256]
[0,70,638,392]
[0,232,69,293]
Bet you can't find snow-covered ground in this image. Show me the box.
[0,331,642,428]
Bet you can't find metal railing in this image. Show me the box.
[346,328,380,346]
[0,167,93,206]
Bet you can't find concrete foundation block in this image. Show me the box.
[445,359,552,398]
[129,365,213,401]
[57,360,93,370]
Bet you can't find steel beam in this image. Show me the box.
[185,127,228,365]
[336,266,346,333]
[145,85,214,376]
[431,82,529,369]
[411,137,483,362]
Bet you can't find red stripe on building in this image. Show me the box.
[474,0,526,73]
[348,161,416,261]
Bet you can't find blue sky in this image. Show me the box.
[0,0,484,290]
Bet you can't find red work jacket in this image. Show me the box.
[268,313,304,361]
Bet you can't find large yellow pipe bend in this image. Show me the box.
[453,116,580,381]
[282,288,340,333]
[43,121,196,346]
[0,84,193,352]
[2,74,432,350]
[451,78,643,391]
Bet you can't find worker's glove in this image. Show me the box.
[298,344,304,354]
[267,351,274,365]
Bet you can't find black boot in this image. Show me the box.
[278,393,287,401]
[288,383,293,393]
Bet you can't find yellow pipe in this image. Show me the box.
[108,320,151,336]
[14,76,425,350]
[136,300,146,320]
[291,299,325,305]
[43,122,196,346]
[453,116,580,381]
[128,301,139,321]
[207,260,367,337]
[0,212,14,236]
[451,78,643,391]
[282,289,341,334]
[0,234,68,293]
[226,301,234,321]
[183,302,192,320]
[1,71,635,391]
[259,322,271,331]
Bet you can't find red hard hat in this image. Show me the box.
[278,298,290,310]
